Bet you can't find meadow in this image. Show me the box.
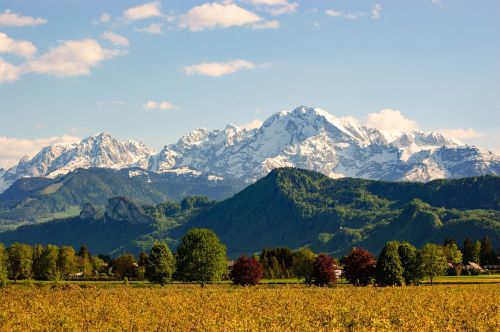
[1,283,499,331]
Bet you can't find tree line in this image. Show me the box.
[0,231,498,287]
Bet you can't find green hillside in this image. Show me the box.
[0,168,168,226]
[174,168,500,256]
[0,168,498,257]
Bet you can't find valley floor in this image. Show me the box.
[0,282,499,331]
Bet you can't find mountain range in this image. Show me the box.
[1,106,499,194]
[0,168,498,257]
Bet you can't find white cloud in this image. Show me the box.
[325,9,358,20]
[0,9,47,27]
[0,135,81,168]
[135,23,164,34]
[179,3,262,32]
[143,100,179,110]
[247,0,298,16]
[100,13,111,23]
[440,128,483,140]
[431,0,442,6]
[238,119,263,130]
[0,32,37,58]
[365,109,418,131]
[266,2,299,16]
[123,1,162,21]
[0,57,21,83]
[183,59,256,77]
[371,4,382,19]
[252,20,280,30]
[100,31,130,47]
[26,39,123,78]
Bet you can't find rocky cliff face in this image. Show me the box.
[79,203,104,221]
[104,197,153,224]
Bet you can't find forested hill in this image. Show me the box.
[174,168,500,257]
[0,168,498,257]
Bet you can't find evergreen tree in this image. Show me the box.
[419,243,447,285]
[479,236,495,266]
[376,241,404,286]
[78,246,93,277]
[462,237,474,264]
[175,229,227,285]
[32,244,45,280]
[398,242,423,285]
[259,248,295,279]
[8,243,33,281]
[138,252,149,267]
[145,243,175,285]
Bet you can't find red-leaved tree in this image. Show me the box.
[342,247,376,286]
[311,254,337,286]
[230,256,264,286]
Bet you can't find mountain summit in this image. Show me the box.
[1,106,498,193]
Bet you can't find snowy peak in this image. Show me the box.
[0,106,498,193]
[3,132,155,184]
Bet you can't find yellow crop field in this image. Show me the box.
[0,284,499,331]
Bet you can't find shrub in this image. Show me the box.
[230,256,263,286]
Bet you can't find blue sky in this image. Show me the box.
[0,0,498,167]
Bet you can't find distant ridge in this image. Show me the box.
[1,168,498,257]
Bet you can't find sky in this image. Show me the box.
[0,0,499,168]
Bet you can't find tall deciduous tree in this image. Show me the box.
[8,243,33,281]
[41,244,59,280]
[398,242,422,285]
[311,254,337,287]
[145,243,175,285]
[376,241,404,286]
[0,243,8,286]
[230,256,263,286]
[58,246,77,279]
[292,248,316,285]
[175,229,227,286]
[472,240,481,264]
[419,243,447,285]
[342,247,376,286]
[112,254,137,279]
[443,243,463,265]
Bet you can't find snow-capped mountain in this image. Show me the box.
[147,106,498,182]
[2,132,155,188]
[0,106,498,193]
